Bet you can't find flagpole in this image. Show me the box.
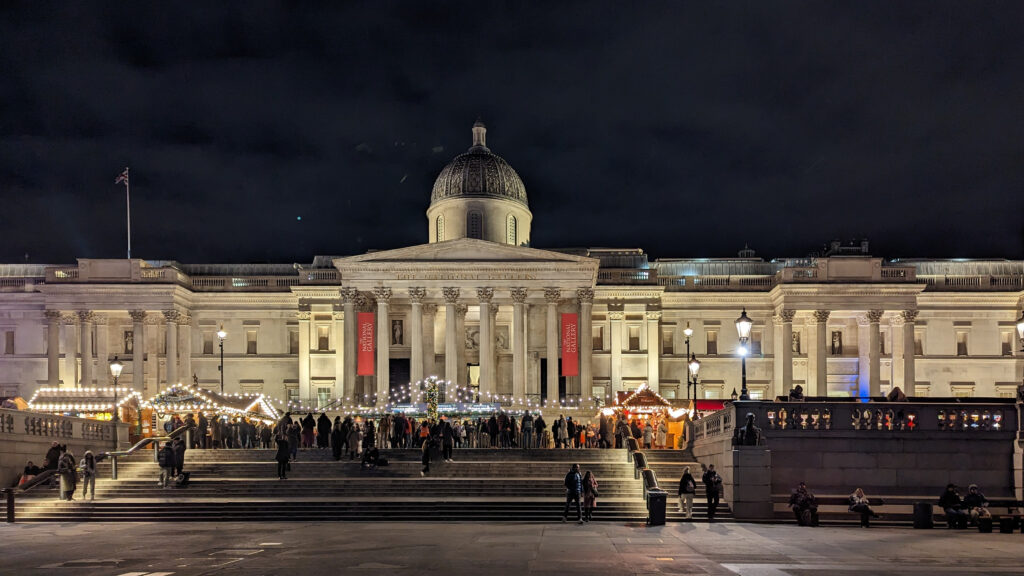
[125,167,131,259]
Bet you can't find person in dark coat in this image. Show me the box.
[441,420,455,463]
[301,413,315,449]
[331,418,344,460]
[521,412,534,450]
[939,484,967,527]
[563,463,584,524]
[677,466,697,519]
[172,436,187,477]
[534,414,547,448]
[420,434,431,476]
[364,420,376,451]
[316,413,332,449]
[43,441,62,471]
[197,413,209,449]
[582,470,599,522]
[487,415,499,448]
[274,433,290,479]
[287,422,301,460]
[702,464,722,521]
[789,481,819,526]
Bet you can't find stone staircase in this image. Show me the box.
[2,447,654,522]
[639,449,734,522]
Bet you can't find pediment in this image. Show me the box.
[333,239,597,266]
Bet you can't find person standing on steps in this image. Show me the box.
[677,466,696,519]
[317,412,332,450]
[331,416,344,460]
[57,450,77,501]
[172,436,187,478]
[534,413,546,449]
[197,412,209,449]
[441,419,455,463]
[275,432,290,479]
[521,412,534,450]
[420,432,432,476]
[158,441,175,489]
[582,469,599,522]
[656,419,668,450]
[563,463,584,524]
[348,422,363,460]
[642,420,654,449]
[702,464,722,521]
[287,421,301,461]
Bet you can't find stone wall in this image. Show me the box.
[691,400,1021,519]
[0,409,129,488]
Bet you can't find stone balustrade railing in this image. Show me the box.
[0,408,115,443]
[692,406,734,442]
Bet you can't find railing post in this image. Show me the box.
[110,455,118,480]
[2,489,14,523]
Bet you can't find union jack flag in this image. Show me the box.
[115,168,129,185]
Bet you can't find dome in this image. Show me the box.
[430,122,528,207]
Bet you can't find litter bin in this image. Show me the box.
[998,516,1016,533]
[913,502,934,529]
[647,488,667,526]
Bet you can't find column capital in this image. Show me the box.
[645,311,663,321]
[476,287,494,303]
[608,311,625,321]
[544,287,561,304]
[78,310,96,323]
[162,310,179,323]
[176,311,192,326]
[372,286,393,303]
[812,310,830,324]
[455,303,469,316]
[778,309,797,323]
[297,310,311,321]
[442,286,461,304]
[340,287,359,303]
[866,309,884,324]
[510,287,528,304]
[901,309,919,323]
[891,315,906,327]
[144,314,160,326]
[93,314,108,326]
[129,310,147,323]
[332,311,344,321]
[44,310,62,321]
[408,287,427,302]
[422,303,438,316]
[61,313,78,325]
[576,287,595,303]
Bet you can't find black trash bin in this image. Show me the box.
[978,517,993,533]
[647,488,667,526]
[913,502,934,529]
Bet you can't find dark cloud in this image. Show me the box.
[0,1,1021,264]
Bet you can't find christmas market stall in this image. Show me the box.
[603,383,691,449]
[27,386,145,439]
[144,384,280,436]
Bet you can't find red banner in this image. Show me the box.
[357,312,375,376]
[561,313,579,377]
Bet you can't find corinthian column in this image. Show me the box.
[443,287,460,384]
[130,310,146,393]
[45,310,61,386]
[422,304,438,379]
[776,309,796,397]
[476,288,494,398]
[646,309,662,393]
[544,288,561,406]
[177,312,192,387]
[577,288,594,402]
[809,310,830,397]
[511,287,528,401]
[62,314,78,388]
[373,287,392,406]
[95,315,109,384]
[867,310,884,397]
[409,288,426,385]
[78,311,95,387]
[456,303,468,389]
[163,310,179,388]
[902,309,918,393]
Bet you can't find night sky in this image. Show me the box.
[1,2,1022,265]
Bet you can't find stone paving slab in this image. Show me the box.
[2,521,1024,575]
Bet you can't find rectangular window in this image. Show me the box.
[289,329,300,354]
[914,385,929,397]
[317,325,330,351]
[914,332,924,356]
[3,331,13,354]
[750,331,762,355]
[628,326,640,351]
[246,329,258,355]
[662,329,674,355]
[706,330,718,355]
[703,387,721,399]
[592,326,603,351]
[749,389,765,400]
[203,332,214,355]
[317,386,332,409]
[951,385,973,398]
[956,331,968,356]
[286,387,299,404]
[1001,332,1013,356]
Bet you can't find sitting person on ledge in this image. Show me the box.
[848,488,882,527]
[788,385,804,401]
[938,483,968,528]
[963,484,990,525]
[789,481,818,526]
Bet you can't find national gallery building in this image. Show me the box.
[0,122,1021,408]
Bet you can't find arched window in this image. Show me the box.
[436,215,445,242]
[467,211,482,239]
[506,214,517,245]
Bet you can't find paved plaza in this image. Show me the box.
[2,521,1023,576]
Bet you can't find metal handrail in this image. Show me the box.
[14,469,56,493]
[104,424,194,479]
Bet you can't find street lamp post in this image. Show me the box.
[735,308,753,401]
[109,356,123,447]
[217,324,227,394]
[688,353,701,402]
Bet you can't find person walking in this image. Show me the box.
[274,433,290,479]
[582,470,599,522]
[702,464,722,521]
[172,436,187,478]
[562,463,584,524]
[677,466,696,519]
[57,450,77,501]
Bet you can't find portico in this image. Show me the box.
[331,238,599,406]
